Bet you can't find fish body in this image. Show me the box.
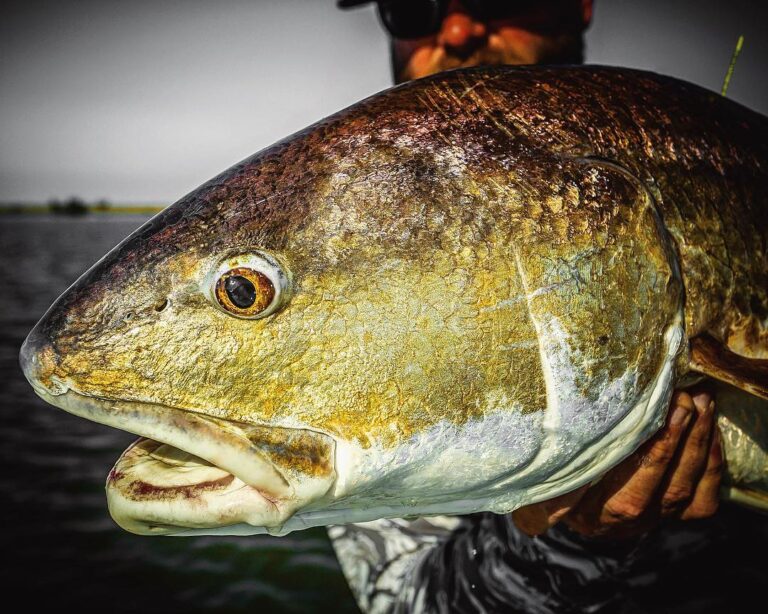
[19,66,768,536]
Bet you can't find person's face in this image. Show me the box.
[390,0,592,83]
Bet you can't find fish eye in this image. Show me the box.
[209,252,290,319]
[216,267,274,316]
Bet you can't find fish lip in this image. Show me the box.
[32,386,297,499]
[106,436,287,535]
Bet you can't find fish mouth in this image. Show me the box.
[29,386,337,536]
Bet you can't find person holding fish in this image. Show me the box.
[332,1,724,611]
[23,2,763,614]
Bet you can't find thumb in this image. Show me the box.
[512,484,590,536]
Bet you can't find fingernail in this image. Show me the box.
[670,403,692,426]
[691,392,711,414]
[697,399,715,416]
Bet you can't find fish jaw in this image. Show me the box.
[106,438,288,535]
[20,340,337,534]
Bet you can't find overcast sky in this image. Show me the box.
[1,0,766,203]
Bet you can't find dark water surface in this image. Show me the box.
[0,215,358,613]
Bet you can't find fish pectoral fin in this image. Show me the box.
[690,334,768,400]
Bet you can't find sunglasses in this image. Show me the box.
[375,0,540,40]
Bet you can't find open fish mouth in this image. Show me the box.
[26,385,337,536]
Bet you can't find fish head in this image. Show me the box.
[18,105,551,535]
[20,68,686,535]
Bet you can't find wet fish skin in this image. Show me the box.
[20,66,768,533]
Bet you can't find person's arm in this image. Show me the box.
[329,516,460,613]
[513,387,723,539]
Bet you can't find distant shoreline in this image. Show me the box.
[0,202,165,215]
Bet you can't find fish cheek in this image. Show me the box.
[259,257,547,447]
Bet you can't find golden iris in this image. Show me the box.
[215,267,276,317]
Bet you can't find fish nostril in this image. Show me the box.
[153,298,169,313]
[19,326,66,396]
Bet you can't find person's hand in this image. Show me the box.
[512,387,723,539]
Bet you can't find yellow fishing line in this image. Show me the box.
[721,35,745,97]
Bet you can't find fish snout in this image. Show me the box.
[19,325,67,396]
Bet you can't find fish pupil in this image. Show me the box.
[224,275,257,308]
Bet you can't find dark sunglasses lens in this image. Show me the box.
[464,0,537,20]
[378,0,443,39]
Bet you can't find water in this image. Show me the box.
[0,215,358,613]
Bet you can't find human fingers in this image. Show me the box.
[598,391,695,522]
[563,391,695,535]
[659,390,715,516]
[680,425,723,520]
